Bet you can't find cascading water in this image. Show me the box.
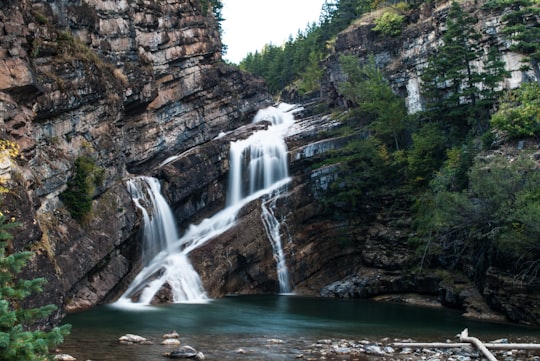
[261,192,291,293]
[116,104,297,307]
[116,177,208,307]
[127,177,177,262]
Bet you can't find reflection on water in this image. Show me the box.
[59,295,540,360]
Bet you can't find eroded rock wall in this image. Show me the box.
[0,0,271,320]
[322,0,537,113]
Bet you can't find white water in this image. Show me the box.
[117,177,208,307]
[261,191,291,293]
[116,104,296,307]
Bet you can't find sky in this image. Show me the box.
[221,0,327,64]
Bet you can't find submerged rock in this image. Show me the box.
[164,345,205,360]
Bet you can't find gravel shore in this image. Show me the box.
[298,337,540,361]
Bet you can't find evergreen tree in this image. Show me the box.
[477,46,511,131]
[0,213,70,360]
[298,50,323,94]
[0,140,69,359]
[339,55,408,150]
[421,2,483,135]
[499,0,540,83]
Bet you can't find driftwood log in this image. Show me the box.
[393,328,540,361]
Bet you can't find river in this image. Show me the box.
[59,295,540,360]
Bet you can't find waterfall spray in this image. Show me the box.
[116,104,297,307]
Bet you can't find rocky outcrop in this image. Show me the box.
[484,267,540,325]
[321,0,536,113]
[0,0,271,320]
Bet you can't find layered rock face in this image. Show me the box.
[321,0,535,113]
[0,0,271,320]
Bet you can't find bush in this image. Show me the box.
[373,11,405,36]
[60,156,103,220]
[413,153,540,279]
[490,82,540,139]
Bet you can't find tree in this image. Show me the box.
[339,55,408,150]
[421,1,484,134]
[413,153,540,280]
[0,215,70,360]
[298,50,323,94]
[499,0,540,83]
[0,141,70,359]
[373,11,406,37]
[406,123,447,188]
[60,155,103,221]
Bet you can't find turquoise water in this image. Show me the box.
[59,295,540,360]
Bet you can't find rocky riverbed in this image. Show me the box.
[56,333,540,361]
[299,337,540,361]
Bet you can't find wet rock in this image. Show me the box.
[118,334,149,344]
[54,355,76,361]
[161,339,181,346]
[163,331,180,339]
[164,345,204,360]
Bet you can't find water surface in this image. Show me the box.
[60,295,540,360]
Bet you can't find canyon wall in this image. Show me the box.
[321,0,536,113]
[1,0,537,327]
[186,0,539,325]
[0,0,271,322]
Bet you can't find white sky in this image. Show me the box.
[221,0,327,64]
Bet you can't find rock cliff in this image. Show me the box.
[321,0,536,113]
[0,0,271,321]
[181,0,540,326]
[1,0,538,328]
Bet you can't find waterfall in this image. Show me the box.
[116,104,296,307]
[261,191,291,293]
[127,177,177,262]
[116,177,208,307]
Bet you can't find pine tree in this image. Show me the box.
[0,214,70,360]
[339,55,407,150]
[499,0,540,83]
[421,1,483,135]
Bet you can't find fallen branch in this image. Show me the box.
[392,342,540,350]
[459,328,498,361]
[393,328,540,354]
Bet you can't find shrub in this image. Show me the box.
[490,82,540,139]
[373,11,405,36]
[60,156,103,221]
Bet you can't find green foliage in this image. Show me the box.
[0,215,70,360]
[373,11,405,36]
[430,144,475,193]
[413,153,540,279]
[321,138,405,210]
[240,0,373,94]
[499,0,540,77]
[406,123,447,188]
[421,1,484,134]
[60,156,103,221]
[484,0,540,81]
[491,82,540,139]
[298,51,323,94]
[339,55,408,150]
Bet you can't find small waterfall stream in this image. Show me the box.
[261,192,291,293]
[116,104,296,307]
